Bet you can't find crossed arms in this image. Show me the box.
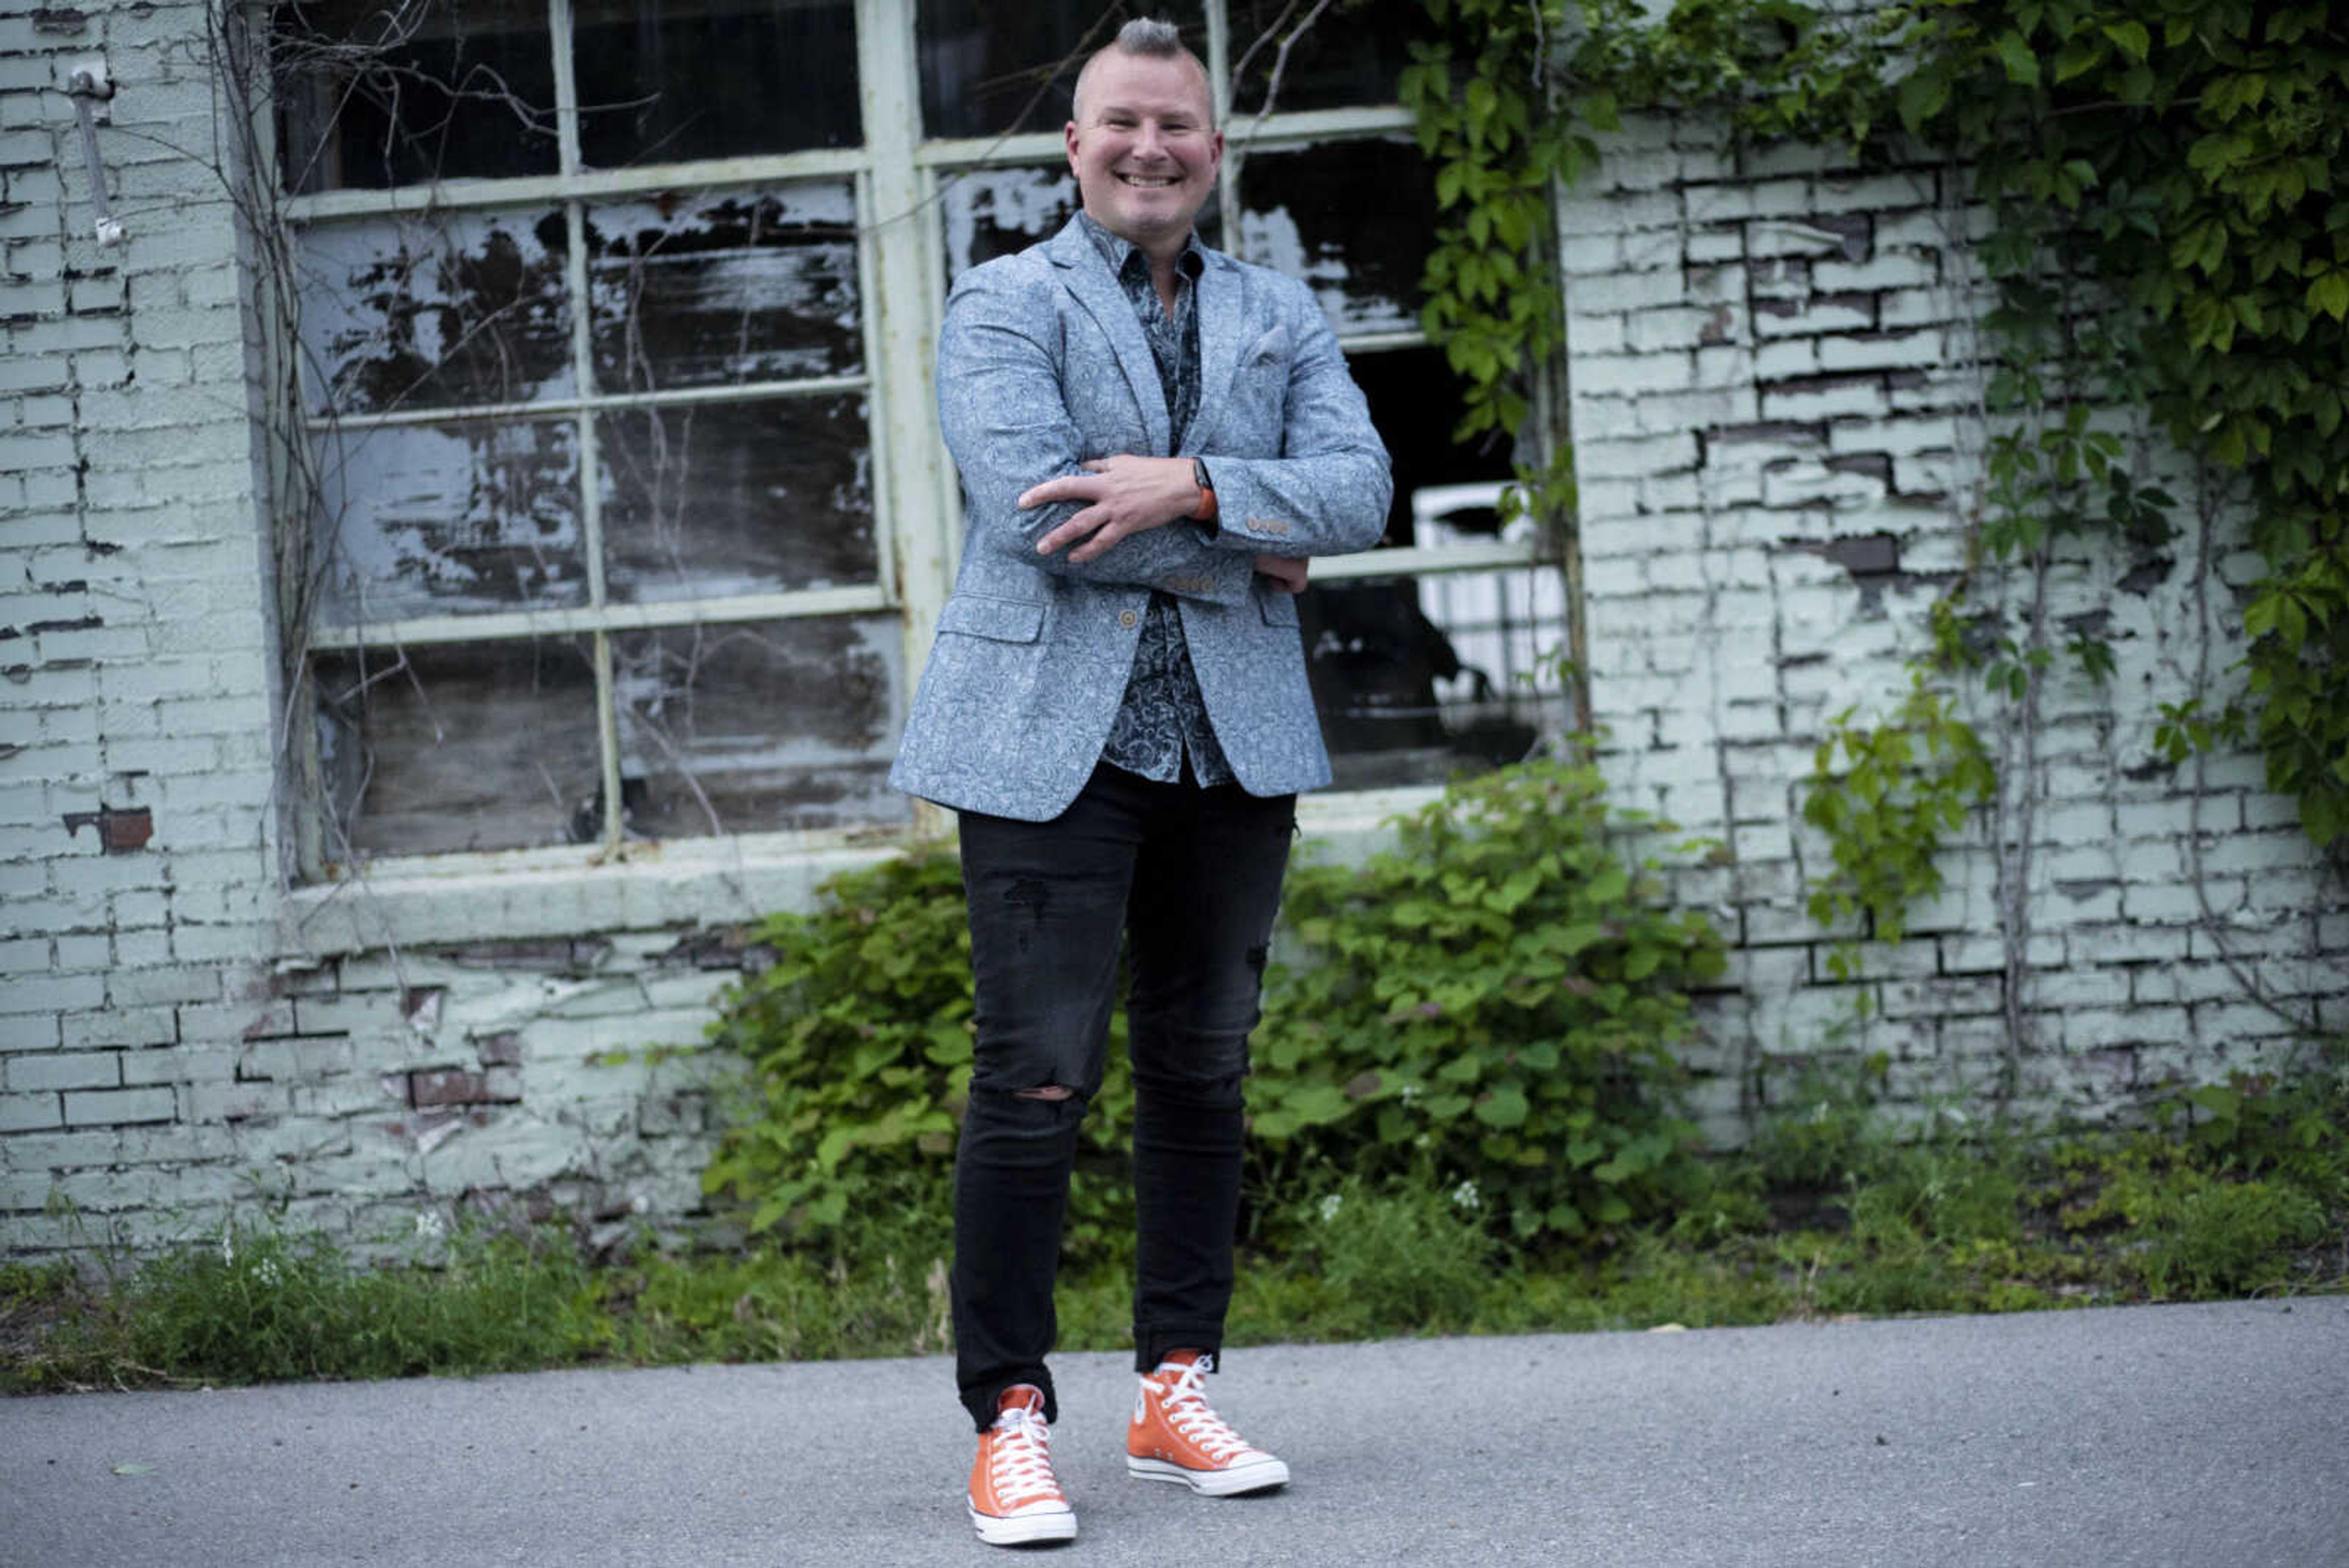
[935,262,1392,608]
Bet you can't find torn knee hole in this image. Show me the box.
[1015,1085,1076,1101]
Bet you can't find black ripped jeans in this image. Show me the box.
[951,762,1296,1431]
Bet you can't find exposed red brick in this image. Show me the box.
[409,1068,489,1107]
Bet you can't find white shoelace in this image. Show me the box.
[988,1405,1064,1508]
[1148,1358,1258,1463]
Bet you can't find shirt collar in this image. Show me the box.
[1076,212,1206,285]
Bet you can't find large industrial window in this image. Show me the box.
[273,0,1573,871]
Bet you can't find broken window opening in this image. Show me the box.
[571,0,862,168]
[1226,0,1419,116]
[275,0,561,195]
[916,0,1209,141]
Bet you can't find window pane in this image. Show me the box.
[275,0,560,194]
[612,616,910,836]
[941,164,1078,280]
[313,638,602,856]
[572,0,860,168]
[313,418,588,623]
[1227,0,1414,114]
[1348,343,1512,545]
[1301,569,1568,790]
[1312,340,1570,788]
[1236,138,1432,338]
[585,185,861,393]
[596,397,875,602]
[919,1,1207,140]
[940,163,1220,284]
[298,207,574,417]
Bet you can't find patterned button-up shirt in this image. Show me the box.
[1077,213,1234,788]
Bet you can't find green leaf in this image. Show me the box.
[1897,71,1950,132]
[2309,271,2349,322]
[2191,1083,2242,1120]
[1995,32,2042,86]
[2053,39,2102,84]
[1473,1083,1530,1129]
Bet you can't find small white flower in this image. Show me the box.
[218,1218,234,1268]
[1450,1180,1482,1213]
[1398,1083,1422,1105]
[253,1257,282,1288]
[414,1210,447,1243]
[1317,1193,1343,1224]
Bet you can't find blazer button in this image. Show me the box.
[1118,610,1138,629]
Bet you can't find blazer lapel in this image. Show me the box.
[1187,248,1244,458]
[1044,217,1171,456]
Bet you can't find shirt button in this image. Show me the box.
[1118,610,1138,629]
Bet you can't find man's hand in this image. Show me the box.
[1020,455,1200,563]
[1254,554,1308,594]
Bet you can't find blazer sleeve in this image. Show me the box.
[1200,275,1393,559]
[937,264,1253,607]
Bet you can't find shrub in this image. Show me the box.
[1251,754,1727,1243]
[702,850,1141,1254]
[703,755,1729,1256]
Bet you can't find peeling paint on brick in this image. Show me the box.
[7,76,2348,1264]
[2118,554,2173,596]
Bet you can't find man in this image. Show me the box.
[888,16,1392,1548]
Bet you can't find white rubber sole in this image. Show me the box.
[1126,1454,1291,1496]
[969,1502,1077,1547]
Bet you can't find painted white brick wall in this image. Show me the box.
[1,0,290,1255]
[1559,112,2346,1142]
[1,34,2342,1260]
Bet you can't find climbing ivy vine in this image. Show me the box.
[1401,0,2347,1027]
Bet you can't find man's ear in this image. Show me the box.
[1065,121,1083,179]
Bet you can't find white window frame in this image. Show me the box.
[268,0,1574,949]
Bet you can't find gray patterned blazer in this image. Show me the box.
[889,215,1393,822]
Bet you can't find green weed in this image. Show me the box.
[8,1065,2343,1395]
[1291,1175,1499,1338]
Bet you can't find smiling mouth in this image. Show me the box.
[1116,174,1179,188]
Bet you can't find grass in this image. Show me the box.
[5,1069,2345,1395]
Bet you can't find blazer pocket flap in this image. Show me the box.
[1258,590,1300,627]
[1242,324,1291,365]
[937,594,1047,643]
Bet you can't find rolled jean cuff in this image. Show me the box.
[1135,1325,1225,1373]
[963,1368,1058,1432]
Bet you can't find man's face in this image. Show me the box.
[1065,51,1222,255]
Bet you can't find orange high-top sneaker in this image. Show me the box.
[1126,1351,1291,1496]
[968,1384,1077,1545]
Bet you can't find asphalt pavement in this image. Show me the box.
[4,1298,2345,1567]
